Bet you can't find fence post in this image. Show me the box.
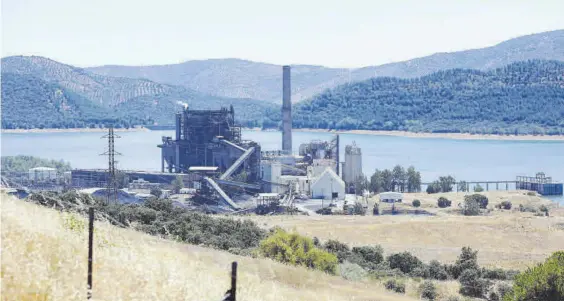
[87,207,94,299]
[231,261,237,301]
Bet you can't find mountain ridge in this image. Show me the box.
[84,29,564,102]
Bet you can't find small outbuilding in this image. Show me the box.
[310,167,345,200]
[379,192,403,203]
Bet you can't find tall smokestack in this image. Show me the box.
[282,65,292,153]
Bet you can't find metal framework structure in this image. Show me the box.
[100,127,121,204]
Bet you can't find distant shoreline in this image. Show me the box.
[247,128,564,141]
[1,127,149,134]
[2,127,564,141]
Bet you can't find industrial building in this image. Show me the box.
[516,173,563,196]
[69,65,365,213]
[28,167,57,182]
[342,142,362,193]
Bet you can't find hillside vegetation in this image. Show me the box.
[292,60,564,135]
[1,56,277,129]
[1,155,71,173]
[87,30,564,102]
[1,195,418,301]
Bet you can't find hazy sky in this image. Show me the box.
[2,0,563,68]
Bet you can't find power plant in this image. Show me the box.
[62,65,365,213]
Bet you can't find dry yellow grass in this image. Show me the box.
[248,191,564,270]
[1,195,420,301]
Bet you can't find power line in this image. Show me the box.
[100,126,121,204]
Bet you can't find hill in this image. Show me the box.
[1,56,277,128]
[292,60,564,135]
[87,30,564,102]
[1,195,417,301]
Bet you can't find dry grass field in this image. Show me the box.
[248,191,564,270]
[1,195,421,301]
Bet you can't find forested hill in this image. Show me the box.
[1,56,277,129]
[292,60,564,135]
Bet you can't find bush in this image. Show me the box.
[339,261,368,281]
[387,252,423,274]
[499,200,512,210]
[474,184,484,192]
[412,199,421,208]
[459,269,488,298]
[428,260,449,280]
[539,204,549,213]
[420,280,438,300]
[259,229,338,274]
[452,247,480,279]
[373,203,379,215]
[350,245,384,269]
[353,202,367,215]
[323,239,351,263]
[504,251,564,301]
[144,197,173,213]
[466,194,489,209]
[316,207,332,215]
[385,278,406,294]
[481,267,518,280]
[437,197,452,208]
[493,282,512,300]
[526,191,537,196]
[149,187,162,198]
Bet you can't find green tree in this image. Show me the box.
[354,175,369,195]
[474,184,484,192]
[453,247,480,279]
[370,169,384,193]
[381,169,393,191]
[465,194,489,209]
[420,280,438,300]
[459,269,488,298]
[439,175,456,192]
[406,166,422,192]
[458,181,468,192]
[412,199,421,208]
[171,175,184,193]
[504,251,564,301]
[392,165,407,192]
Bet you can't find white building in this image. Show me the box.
[343,142,362,184]
[379,192,403,203]
[310,167,345,200]
[28,167,57,181]
[279,175,311,196]
[261,161,282,193]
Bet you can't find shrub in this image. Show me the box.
[316,207,332,215]
[466,194,489,209]
[144,197,173,213]
[481,267,518,280]
[474,184,484,192]
[411,265,430,278]
[323,239,351,263]
[504,251,564,301]
[539,204,549,213]
[526,191,537,196]
[428,260,449,280]
[339,261,368,281]
[313,236,320,247]
[500,200,512,210]
[420,280,438,300]
[462,197,481,216]
[353,202,367,215]
[426,182,441,194]
[387,252,423,274]
[350,245,384,269]
[373,203,379,215]
[385,278,406,294]
[452,247,479,279]
[459,269,488,298]
[412,199,421,208]
[149,187,162,198]
[259,229,338,274]
[437,197,452,208]
[494,282,512,300]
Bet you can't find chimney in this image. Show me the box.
[282,65,292,153]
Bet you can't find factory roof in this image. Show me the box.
[29,166,57,171]
[188,166,219,172]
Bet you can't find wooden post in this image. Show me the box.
[87,207,94,300]
[231,261,238,301]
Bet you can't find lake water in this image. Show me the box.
[2,130,563,203]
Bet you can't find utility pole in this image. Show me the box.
[101,126,121,204]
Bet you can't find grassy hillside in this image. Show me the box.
[292,60,564,135]
[87,30,564,102]
[1,195,418,301]
[246,191,564,270]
